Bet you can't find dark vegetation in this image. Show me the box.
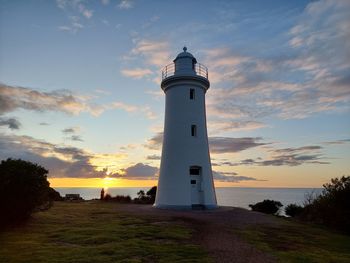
[250,176,350,234]
[301,176,350,233]
[0,159,61,225]
[102,193,132,203]
[284,203,304,217]
[100,186,157,204]
[134,186,157,204]
[249,199,283,215]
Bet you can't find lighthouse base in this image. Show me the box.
[153,204,218,210]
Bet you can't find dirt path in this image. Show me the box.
[115,205,278,263]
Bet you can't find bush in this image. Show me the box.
[0,158,51,223]
[146,186,157,202]
[302,176,350,233]
[48,187,63,202]
[285,203,304,217]
[249,199,283,215]
[101,193,132,203]
[133,186,157,204]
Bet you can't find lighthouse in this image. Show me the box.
[154,47,217,209]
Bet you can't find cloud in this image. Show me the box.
[70,135,84,142]
[121,68,153,79]
[0,134,133,178]
[146,154,161,160]
[110,102,157,119]
[118,0,133,9]
[213,171,262,182]
[209,120,267,134]
[130,39,171,68]
[219,145,329,167]
[62,127,80,134]
[56,0,93,19]
[39,122,50,126]
[204,1,350,124]
[0,134,160,180]
[209,137,267,154]
[62,127,83,142]
[0,117,21,130]
[58,16,84,34]
[145,133,267,154]
[144,132,163,150]
[0,134,101,178]
[0,83,104,116]
[0,83,155,120]
[202,48,250,84]
[119,163,158,179]
[322,139,350,145]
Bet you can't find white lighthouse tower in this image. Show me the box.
[155,47,217,209]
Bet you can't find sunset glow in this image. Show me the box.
[1,0,349,188]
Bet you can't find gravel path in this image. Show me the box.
[115,204,278,263]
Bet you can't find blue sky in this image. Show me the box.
[0,0,349,187]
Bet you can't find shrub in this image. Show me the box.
[48,187,63,202]
[0,158,51,223]
[101,193,132,203]
[146,186,157,202]
[302,176,350,233]
[249,199,283,215]
[285,203,304,217]
[134,186,157,204]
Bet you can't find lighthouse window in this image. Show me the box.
[190,89,195,100]
[191,180,196,184]
[190,166,201,175]
[191,125,197,137]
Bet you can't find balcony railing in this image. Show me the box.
[161,63,208,81]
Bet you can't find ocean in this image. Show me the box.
[54,187,322,210]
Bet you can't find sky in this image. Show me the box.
[0,0,349,188]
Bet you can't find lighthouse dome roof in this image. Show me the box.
[174,47,197,63]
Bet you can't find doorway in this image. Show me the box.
[189,166,203,205]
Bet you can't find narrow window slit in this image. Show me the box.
[190,89,195,100]
[191,125,197,137]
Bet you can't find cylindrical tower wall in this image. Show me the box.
[155,78,217,208]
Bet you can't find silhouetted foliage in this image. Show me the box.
[137,190,146,199]
[100,192,131,203]
[103,193,112,201]
[249,199,283,215]
[134,186,157,204]
[146,186,157,202]
[100,188,105,200]
[285,203,304,217]
[301,176,350,233]
[0,158,51,224]
[48,187,63,201]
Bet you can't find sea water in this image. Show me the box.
[55,187,322,210]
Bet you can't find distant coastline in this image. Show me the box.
[54,187,322,211]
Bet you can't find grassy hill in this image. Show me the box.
[0,201,208,263]
[1,201,350,263]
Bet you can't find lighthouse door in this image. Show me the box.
[189,166,202,205]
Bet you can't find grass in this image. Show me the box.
[0,201,210,263]
[235,218,350,263]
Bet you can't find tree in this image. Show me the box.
[146,186,157,202]
[100,188,105,200]
[249,199,283,215]
[0,158,51,223]
[48,187,63,201]
[302,176,350,233]
[137,190,145,200]
[285,203,304,217]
